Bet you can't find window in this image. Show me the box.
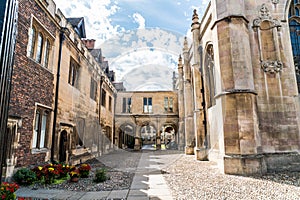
[109,96,112,111]
[27,19,53,68]
[143,97,152,113]
[43,39,50,68]
[28,27,36,58]
[90,78,97,101]
[101,89,106,107]
[164,97,173,112]
[289,0,300,92]
[204,45,216,108]
[68,57,80,88]
[32,107,50,149]
[36,33,43,63]
[122,97,132,113]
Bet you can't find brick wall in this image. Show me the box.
[9,0,56,166]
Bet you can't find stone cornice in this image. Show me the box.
[211,15,249,30]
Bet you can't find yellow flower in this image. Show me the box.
[48,167,54,171]
[38,166,43,170]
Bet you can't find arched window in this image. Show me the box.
[28,27,36,58]
[289,0,300,92]
[36,33,43,63]
[204,44,216,108]
[43,39,50,68]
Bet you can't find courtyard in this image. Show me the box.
[16,149,300,200]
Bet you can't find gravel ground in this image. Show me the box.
[21,149,142,192]
[163,155,300,200]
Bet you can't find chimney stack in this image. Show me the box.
[82,39,96,50]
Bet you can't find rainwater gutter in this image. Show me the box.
[51,28,67,162]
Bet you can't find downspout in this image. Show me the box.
[98,75,104,156]
[51,28,66,162]
[198,45,208,148]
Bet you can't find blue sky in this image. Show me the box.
[55,0,210,90]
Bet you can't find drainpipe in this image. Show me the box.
[98,76,104,156]
[51,28,66,162]
[198,45,208,148]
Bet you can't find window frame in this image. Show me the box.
[68,57,80,88]
[32,106,51,149]
[90,78,97,101]
[143,97,152,113]
[101,89,106,107]
[27,17,54,69]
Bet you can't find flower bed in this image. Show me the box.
[14,163,92,185]
[0,182,19,200]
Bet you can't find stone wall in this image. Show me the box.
[184,0,300,174]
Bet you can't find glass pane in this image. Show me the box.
[43,39,50,67]
[28,27,36,57]
[36,33,43,63]
[169,97,173,108]
[148,105,152,113]
[122,98,126,113]
[32,112,40,148]
[39,113,47,148]
[143,97,147,105]
[144,105,148,113]
[148,98,152,105]
[164,97,168,111]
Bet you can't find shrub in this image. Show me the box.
[78,163,91,178]
[94,168,108,183]
[13,168,36,185]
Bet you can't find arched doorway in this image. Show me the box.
[161,124,177,150]
[141,125,156,146]
[59,130,68,163]
[119,124,135,149]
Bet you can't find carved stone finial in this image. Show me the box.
[183,37,189,51]
[192,9,199,25]
[253,4,281,30]
[178,54,182,63]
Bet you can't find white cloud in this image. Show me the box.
[132,13,145,29]
[55,0,120,45]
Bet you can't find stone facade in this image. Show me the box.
[115,91,180,150]
[180,0,300,175]
[4,0,116,179]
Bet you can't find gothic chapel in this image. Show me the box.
[179,0,300,174]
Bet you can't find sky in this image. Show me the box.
[55,0,210,91]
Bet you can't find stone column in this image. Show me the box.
[215,2,264,174]
[177,55,185,151]
[183,37,195,155]
[134,121,141,150]
[191,10,208,160]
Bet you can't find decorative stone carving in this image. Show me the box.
[271,0,279,4]
[261,60,283,73]
[253,4,281,30]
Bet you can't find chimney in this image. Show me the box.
[82,39,96,50]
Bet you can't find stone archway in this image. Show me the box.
[118,123,135,149]
[140,124,157,146]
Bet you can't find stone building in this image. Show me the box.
[4,0,116,179]
[115,91,181,150]
[179,0,300,175]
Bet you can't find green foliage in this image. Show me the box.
[94,168,108,183]
[13,168,37,186]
